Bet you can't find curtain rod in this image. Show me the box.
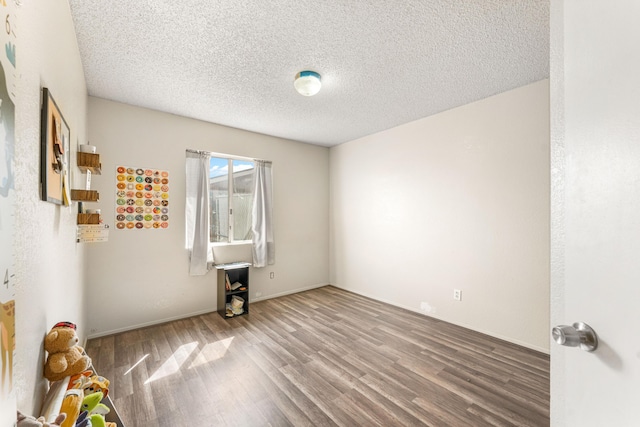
[186,148,210,155]
[186,148,270,164]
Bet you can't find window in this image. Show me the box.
[209,156,254,243]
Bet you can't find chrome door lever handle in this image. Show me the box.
[552,322,598,352]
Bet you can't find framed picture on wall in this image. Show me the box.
[40,87,70,205]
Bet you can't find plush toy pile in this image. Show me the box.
[38,322,118,427]
[54,371,117,427]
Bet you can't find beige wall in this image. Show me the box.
[13,0,89,415]
[330,80,550,352]
[85,97,330,336]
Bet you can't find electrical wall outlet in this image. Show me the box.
[453,289,462,301]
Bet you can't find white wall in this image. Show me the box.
[12,0,89,415]
[85,97,329,336]
[551,2,640,425]
[330,80,550,352]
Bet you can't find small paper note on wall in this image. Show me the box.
[115,166,170,230]
[77,224,110,243]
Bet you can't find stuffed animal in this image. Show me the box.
[16,411,66,427]
[89,414,118,427]
[74,411,89,427]
[59,389,83,427]
[67,371,93,391]
[82,375,110,398]
[43,322,91,382]
[89,414,106,427]
[87,414,117,427]
[81,391,105,415]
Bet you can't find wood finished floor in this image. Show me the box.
[86,286,549,427]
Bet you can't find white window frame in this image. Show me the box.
[209,154,254,245]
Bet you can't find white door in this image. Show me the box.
[551,1,640,426]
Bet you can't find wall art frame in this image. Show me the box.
[40,87,70,205]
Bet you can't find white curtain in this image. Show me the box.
[251,160,274,267]
[185,151,212,275]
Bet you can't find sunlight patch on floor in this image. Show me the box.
[145,342,199,384]
[124,354,149,376]
[189,337,234,369]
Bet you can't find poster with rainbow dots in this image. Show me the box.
[115,166,169,230]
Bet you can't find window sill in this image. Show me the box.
[210,242,253,265]
[210,240,252,247]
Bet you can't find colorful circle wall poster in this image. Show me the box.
[115,166,169,230]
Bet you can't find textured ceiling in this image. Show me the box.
[68,0,549,147]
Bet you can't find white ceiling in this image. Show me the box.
[68,0,549,147]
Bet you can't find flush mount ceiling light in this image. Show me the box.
[294,70,321,96]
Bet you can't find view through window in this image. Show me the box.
[209,157,254,243]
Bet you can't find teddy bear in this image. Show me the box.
[43,322,91,382]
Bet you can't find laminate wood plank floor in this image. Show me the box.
[86,286,549,427]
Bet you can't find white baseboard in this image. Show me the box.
[87,282,330,340]
[86,307,217,339]
[331,284,550,355]
[251,282,328,303]
[87,282,549,355]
